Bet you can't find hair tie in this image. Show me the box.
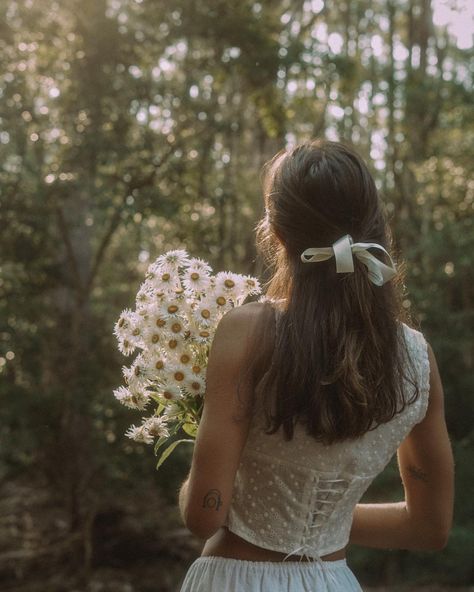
[300,234,397,286]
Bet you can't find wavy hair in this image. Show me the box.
[244,139,419,444]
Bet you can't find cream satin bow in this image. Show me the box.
[300,234,397,286]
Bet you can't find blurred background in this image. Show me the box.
[0,0,472,590]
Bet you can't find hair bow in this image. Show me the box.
[300,234,397,286]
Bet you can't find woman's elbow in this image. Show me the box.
[184,514,222,540]
[414,524,451,551]
[426,527,451,551]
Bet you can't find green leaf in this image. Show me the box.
[156,438,194,470]
[154,435,169,455]
[182,422,198,437]
[153,422,181,455]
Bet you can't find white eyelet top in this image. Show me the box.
[224,305,430,560]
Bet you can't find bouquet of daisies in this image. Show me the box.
[113,249,261,468]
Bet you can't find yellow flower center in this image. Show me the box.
[216,296,226,306]
[132,328,140,336]
[199,330,210,338]
[162,273,170,281]
[118,318,125,328]
[163,391,173,400]
[134,366,141,376]
[180,354,190,364]
[246,279,256,287]
[174,371,185,381]
[151,334,159,343]
[171,322,182,333]
[191,381,201,391]
[156,318,166,327]
[155,360,164,370]
[191,272,200,281]
[168,304,179,314]
[224,279,235,288]
[192,365,201,374]
[168,339,178,349]
[201,309,211,319]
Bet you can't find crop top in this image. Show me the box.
[223,305,430,562]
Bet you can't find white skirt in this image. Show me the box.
[178,556,363,592]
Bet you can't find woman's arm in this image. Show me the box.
[177,302,262,540]
[350,342,454,551]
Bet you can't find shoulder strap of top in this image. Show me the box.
[402,323,431,424]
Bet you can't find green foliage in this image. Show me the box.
[0,0,472,587]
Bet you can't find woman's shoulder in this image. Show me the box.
[215,301,273,345]
[224,298,280,324]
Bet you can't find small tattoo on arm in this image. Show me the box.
[202,489,223,511]
[408,465,428,482]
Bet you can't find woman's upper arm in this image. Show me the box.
[397,341,454,547]
[181,303,260,540]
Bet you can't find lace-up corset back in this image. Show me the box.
[223,305,430,559]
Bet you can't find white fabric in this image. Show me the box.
[179,556,363,592]
[224,310,430,562]
[300,234,397,286]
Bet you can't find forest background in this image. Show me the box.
[0,0,472,590]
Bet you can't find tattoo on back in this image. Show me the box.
[408,464,428,482]
[202,489,223,511]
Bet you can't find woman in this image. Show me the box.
[177,140,454,591]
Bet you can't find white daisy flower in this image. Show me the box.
[157,297,184,321]
[162,316,188,339]
[122,354,155,389]
[206,286,233,311]
[141,325,164,351]
[190,362,205,377]
[165,362,194,386]
[114,308,135,336]
[113,385,149,410]
[183,257,213,276]
[163,402,182,418]
[183,374,206,396]
[114,309,145,355]
[155,249,191,271]
[117,337,138,357]
[232,275,262,305]
[162,334,188,361]
[176,349,195,366]
[192,327,213,345]
[125,423,154,444]
[135,281,157,310]
[189,298,219,329]
[181,265,212,295]
[243,275,261,295]
[159,384,183,402]
[145,350,169,377]
[214,271,246,301]
[144,302,171,331]
[141,415,170,438]
[146,265,182,293]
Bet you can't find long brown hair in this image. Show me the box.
[244,139,419,444]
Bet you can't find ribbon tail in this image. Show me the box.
[282,544,307,561]
[353,246,397,286]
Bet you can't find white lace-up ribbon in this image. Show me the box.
[300,234,397,286]
[282,546,341,587]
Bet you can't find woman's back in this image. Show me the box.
[224,303,430,560]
